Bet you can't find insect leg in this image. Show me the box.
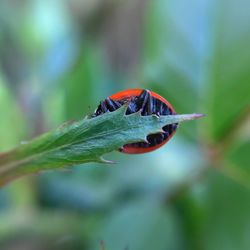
[136,89,152,115]
[100,101,109,112]
[141,93,153,115]
[140,90,150,110]
[112,99,122,109]
[94,100,109,116]
[126,97,140,115]
[155,99,161,116]
[104,97,119,111]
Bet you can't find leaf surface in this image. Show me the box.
[0,105,203,184]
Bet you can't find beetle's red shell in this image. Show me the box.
[109,89,177,154]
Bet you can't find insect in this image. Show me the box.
[92,89,178,154]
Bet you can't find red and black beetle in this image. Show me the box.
[92,89,178,154]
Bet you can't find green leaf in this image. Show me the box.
[0,105,203,185]
[225,140,250,170]
[222,139,250,185]
[60,45,108,120]
[203,171,250,250]
[203,0,250,141]
[0,77,25,151]
[143,0,250,143]
[142,0,205,141]
[178,171,250,250]
[93,200,185,250]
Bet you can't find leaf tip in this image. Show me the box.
[192,113,206,119]
[176,113,206,122]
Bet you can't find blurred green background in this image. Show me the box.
[0,0,250,249]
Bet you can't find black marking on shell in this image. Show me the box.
[92,90,178,149]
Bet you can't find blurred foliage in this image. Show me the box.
[0,0,249,250]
